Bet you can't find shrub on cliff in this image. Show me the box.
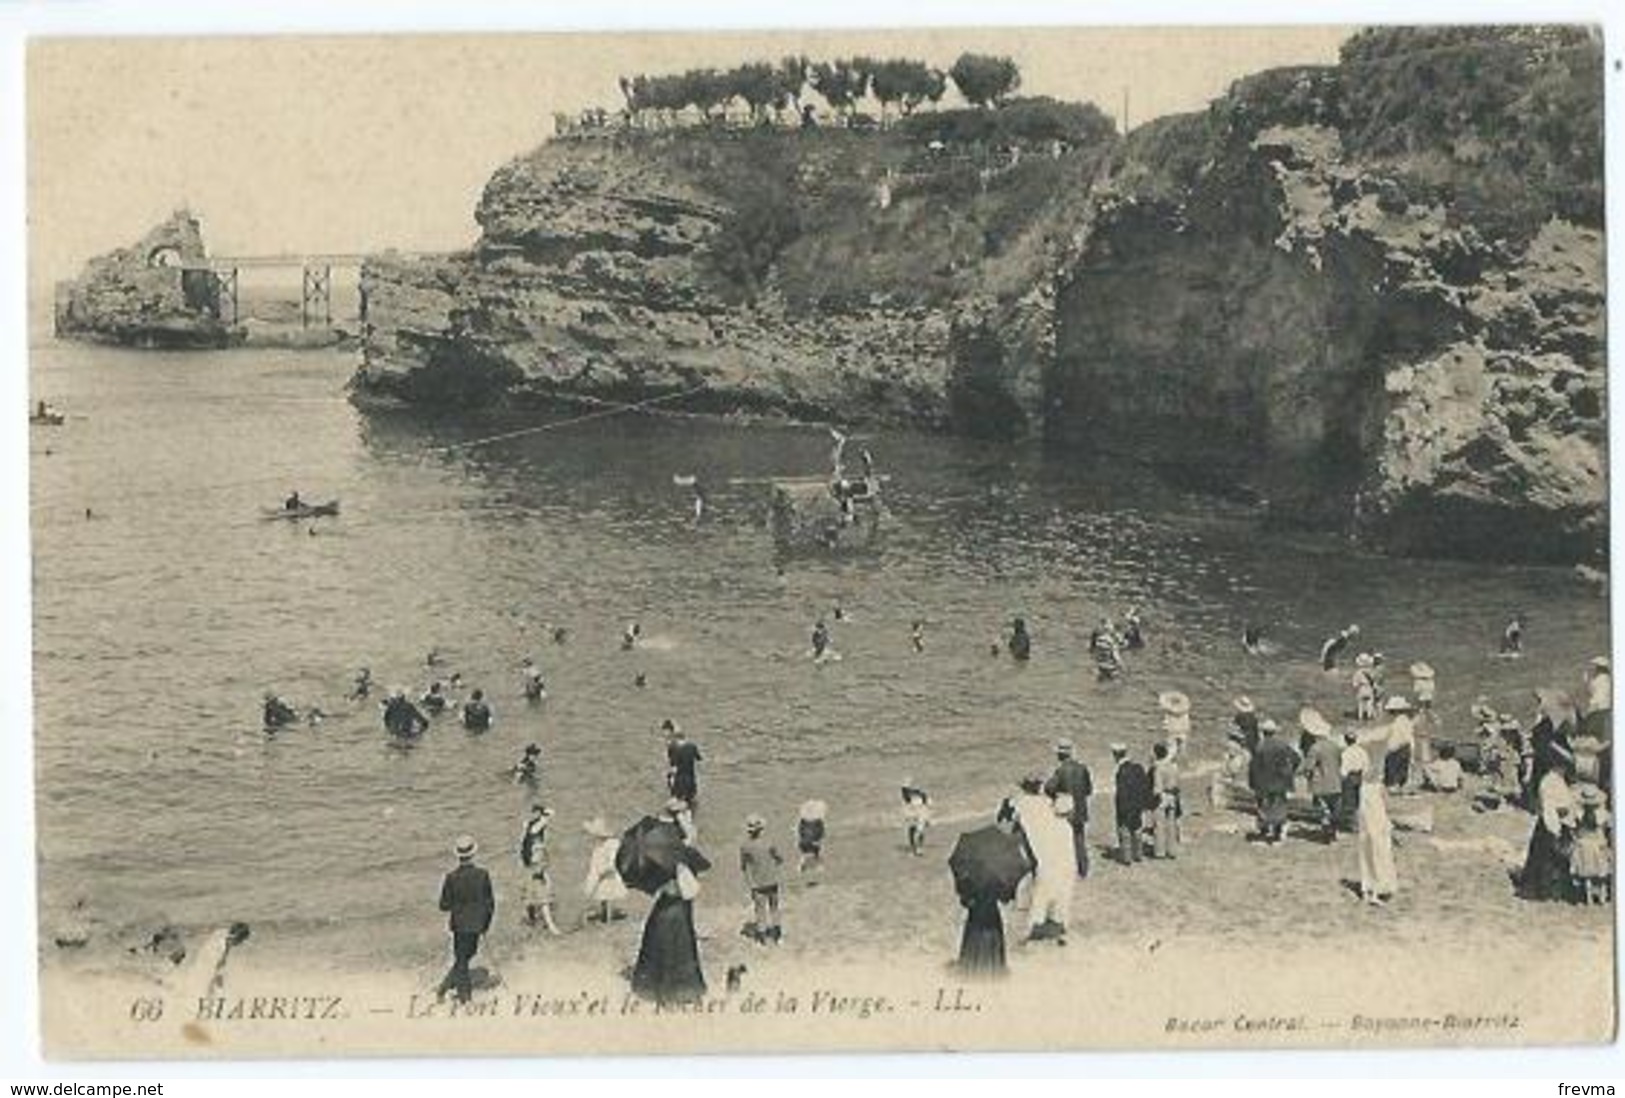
[900,96,1117,149]
[1336,26,1602,236]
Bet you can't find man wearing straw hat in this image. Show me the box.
[436,835,496,1003]
[1300,708,1343,842]
[1044,738,1093,877]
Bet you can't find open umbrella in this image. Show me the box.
[949,825,1030,904]
[615,816,711,896]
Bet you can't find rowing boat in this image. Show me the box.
[263,500,340,520]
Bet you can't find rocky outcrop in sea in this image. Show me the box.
[54,210,238,349]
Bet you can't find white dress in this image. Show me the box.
[1356,779,1398,897]
[1018,802,1076,929]
[582,837,629,904]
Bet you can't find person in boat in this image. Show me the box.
[810,618,832,661]
[1320,624,1361,671]
[284,490,302,512]
[520,657,546,702]
[420,681,450,715]
[462,689,493,733]
[348,667,372,702]
[1007,617,1032,662]
[1122,607,1146,651]
[382,688,429,738]
[262,692,297,731]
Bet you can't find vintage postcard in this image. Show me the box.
[26,25,1611,1059]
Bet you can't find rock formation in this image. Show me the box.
[354,29,1604,564]
[55,210,237,349]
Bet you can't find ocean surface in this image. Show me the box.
[29,343,1610,970]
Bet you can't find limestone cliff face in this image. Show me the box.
[353,129,1099,433]
[54,210,236,349]
[1052,43,1605,563]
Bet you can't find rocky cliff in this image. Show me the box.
[54,210,237,348]
[1054,29,1605,563]
[355,28,1605,563]
[354,120,1105,435]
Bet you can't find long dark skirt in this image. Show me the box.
[631,893,706,1003]
[956,896,1007,978]
[1516,821,1575,903]
[1383,744,1412,789]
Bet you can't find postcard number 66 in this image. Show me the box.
[128,997,165,1022]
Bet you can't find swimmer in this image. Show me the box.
[1122,607,1145,651]
[810,619,832,661]
[420,681,450,715]
[261,692,297,731]
[1319,624,1361,671]
[634,671,648,689]
[833,603,847,623]
[901,779,932,856]
[348,667,373,701]
[521,657,546,702]
[622,622,642,651]
[381,688,429,738]
[1007,617,1032,662]
[512,743,542,785]
[552,626,568,645]
[1501,615,1524,656]
[911,620,925,654]
[304,706,326,728]
[462,689,493,732]
[1242,623,1265,655]
[425,648,442,668]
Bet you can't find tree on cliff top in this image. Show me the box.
[810,59,869,119]
[949,53,1021,108]
[870,59,948,119]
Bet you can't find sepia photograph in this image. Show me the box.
[21,20,1613,1060]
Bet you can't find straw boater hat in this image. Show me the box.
[1259,718,1279,734]
[1409,662,1435,679]
[1157,690,1192,717]
[1355,652,1375,669]
[1109,742,1128,756]
[1055,737,1075,756]
[454,835,478,860]
[1233,696,1255,714]
[1299,707,1333,738]
[799,799,828,821]
[1384,695,1413,713]
[582,817,614,840]
[1578,785,1606,807]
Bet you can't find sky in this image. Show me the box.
[27,27,1351,287]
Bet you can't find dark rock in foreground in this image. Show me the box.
[55,209,238,349]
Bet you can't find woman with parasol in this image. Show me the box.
[622,798,713,1003]
[949,817,1032,977]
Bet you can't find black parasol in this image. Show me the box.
[616,816,711,896]
[949,825,1030,903]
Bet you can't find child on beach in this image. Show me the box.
[519,805,563,935]
[797,800,828,875]
[1571,787,1613,905]
[740,815,785,944]
[901,780,932,856]
[580,817,628,924]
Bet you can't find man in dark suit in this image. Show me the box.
[1044,738,1094,877]
[1249,719,1301,844]
[437,835,496,1003]
[1111,744,1152,865]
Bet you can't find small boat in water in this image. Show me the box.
[263,499,340,521]
[767,476,885,554]
[30,402,65,426]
